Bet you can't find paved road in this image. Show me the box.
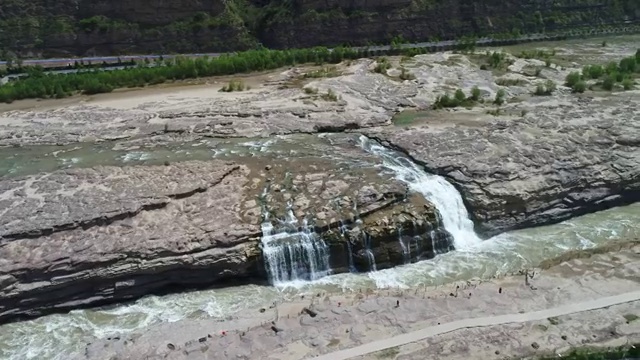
[313,290,640,360]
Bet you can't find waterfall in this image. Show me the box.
[398,227,410,264]
[362,230,377,271]
[360,136,482,250]
[340,221,357,273]
[261,218,331,285]
[260,198,331,286]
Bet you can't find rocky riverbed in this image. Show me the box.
[80,241,640,360]
[0,36,639,346]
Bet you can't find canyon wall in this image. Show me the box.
[0,0,637,57]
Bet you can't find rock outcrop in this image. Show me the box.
[0,154,450,323]
[366,93,640,236]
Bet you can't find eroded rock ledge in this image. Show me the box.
[0,157,451,323]
[366,95,640,236]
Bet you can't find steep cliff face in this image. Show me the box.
[0,0,637,57]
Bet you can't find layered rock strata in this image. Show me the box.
[0,156,450,323]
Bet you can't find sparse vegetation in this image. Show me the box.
[219,79,246,92]
[486,107,502,116]
[470,86,481,101]
[494,88,506,105]
[303,87,318,94]
[399,67,416,80]
[533,80,557,96]
[547,317,560,325]
[304,66,340,78]
[622,78,635,90]
[572,80,587,93]
[535,342,640,360]
[374,57,392,74]
[565,72,582,87]
[496,78,526,86]
[574,52,640,92]
[623,314,638,323]
[432,87,483,109]
[392,110,424,126]
[374,346,400,359]
[516,48,556,60]
[602,75,615,91]
[321,88,339,101]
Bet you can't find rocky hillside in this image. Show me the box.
[0,0,638,57]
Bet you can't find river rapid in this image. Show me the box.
[1,134,639,359]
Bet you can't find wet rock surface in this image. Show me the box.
[1,44,640,326]
[0,152,448,323]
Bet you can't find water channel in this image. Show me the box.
[0,134,638,359]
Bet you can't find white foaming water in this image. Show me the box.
[2,204,639,360]
[359,136,482,250]
[260,218,331,286]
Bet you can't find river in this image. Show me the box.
[0,134,639,359]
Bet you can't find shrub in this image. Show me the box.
[220,79,245,92]
[470,86,481,101]
[304,66,339,78]
[496,78,526,86]
[494,88,506,105]
[572,80,587,93]
[321,88,339,101]
[622,78,634,90]
[374,58,392,74]
[583,64,604,79]
[454,89,466,103]
[565,72,582,87]
[303,87,318,94]
[399,67,416,80]
[433,93,458,109]
[602,75,615,91]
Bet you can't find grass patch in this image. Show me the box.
[375,346,400,359]
[392,110,425,126]
[515,48,556,61]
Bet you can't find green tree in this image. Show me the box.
[454,89,466,103]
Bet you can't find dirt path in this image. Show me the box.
[314,291,640,360]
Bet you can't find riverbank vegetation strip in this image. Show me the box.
[1,43,639,104]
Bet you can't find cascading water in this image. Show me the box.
[260,203,331,286]
[359,136,482,250]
